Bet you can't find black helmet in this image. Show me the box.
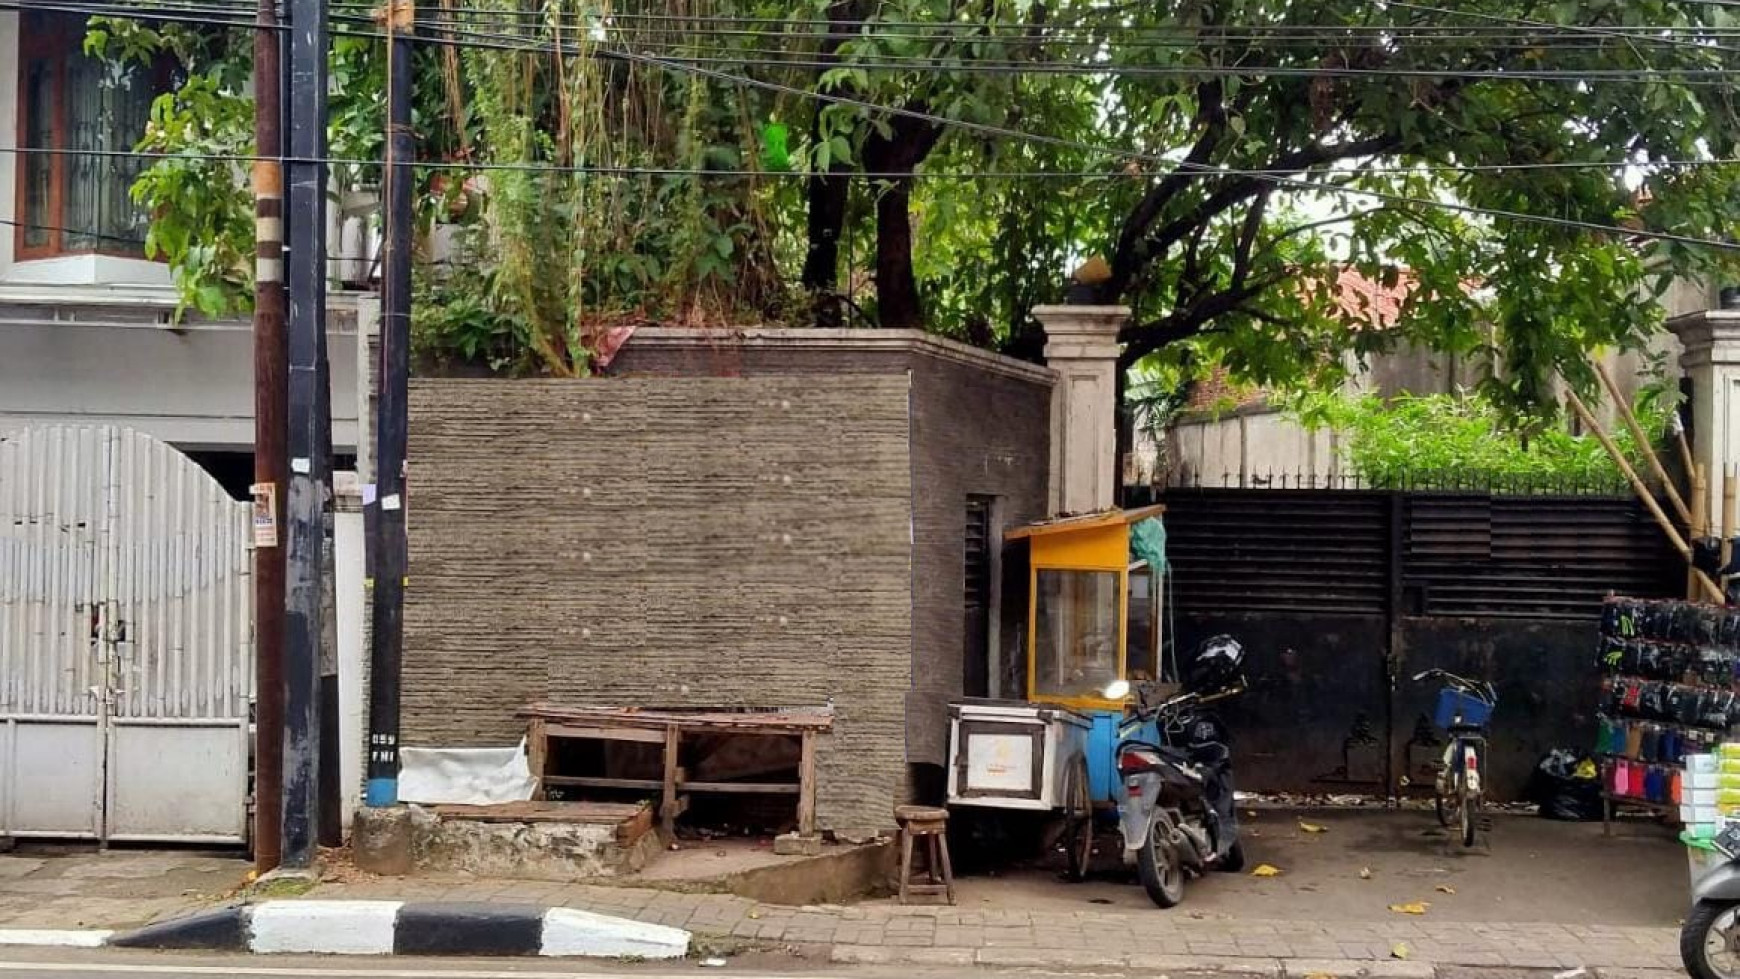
[1184,634,1246,693]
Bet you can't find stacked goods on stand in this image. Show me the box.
[1681,749,1740,889]
[1597,597,1740,829]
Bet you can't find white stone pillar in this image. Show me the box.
[1668,310,1740,532]
[1033,304,1129,515]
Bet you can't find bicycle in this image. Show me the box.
[1413,668,1498,848]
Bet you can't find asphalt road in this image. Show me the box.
[0,951,1679,979]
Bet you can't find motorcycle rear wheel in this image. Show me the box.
[1682,898,1740,979]
[1138,816,1185,908]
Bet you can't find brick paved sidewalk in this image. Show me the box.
[305,877,1684,975]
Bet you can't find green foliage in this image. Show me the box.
[85,20,401,318]
[86,23,253,319]
[1294,389,1676,488]
[88,0,1740,387]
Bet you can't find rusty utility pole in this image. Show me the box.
[251,0,287,874]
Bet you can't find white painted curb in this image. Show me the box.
[0,930,112,948]
[540,907,690,959]
[250,900,403,955]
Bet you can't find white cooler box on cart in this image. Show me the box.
[946,700,1091,811]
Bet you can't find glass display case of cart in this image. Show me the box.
[1007,505,1175,712]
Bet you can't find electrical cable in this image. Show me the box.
[388,21,1740,252]
[19,0,1740,252]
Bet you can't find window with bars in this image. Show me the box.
[16,12,170,259]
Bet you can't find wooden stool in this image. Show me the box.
[894,805,955,905]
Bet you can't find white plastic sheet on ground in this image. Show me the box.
[397,739,536,805]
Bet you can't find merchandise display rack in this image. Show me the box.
[1596,597,1740,834]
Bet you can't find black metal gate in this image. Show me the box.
[1158,486,1681,799]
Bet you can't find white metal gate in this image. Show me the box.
[0,425,252,844]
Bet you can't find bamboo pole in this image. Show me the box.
[1725,465,1738,571]
[1689,464,1709,601]
[1593,360,1691,524]
[1565,391,1727,603]
[1674,411,1698,481]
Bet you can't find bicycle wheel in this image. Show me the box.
[1459,747,1479,848]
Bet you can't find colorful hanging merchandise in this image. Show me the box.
[1597,598,1740,823]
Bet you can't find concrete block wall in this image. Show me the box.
[404,331,1053,833]
[904,357,1050,770]
[404,375,916,835]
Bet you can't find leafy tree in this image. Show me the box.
[87,0,1740,401]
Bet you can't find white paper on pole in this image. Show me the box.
[396,739,537,805]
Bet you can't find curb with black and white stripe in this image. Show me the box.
[94,900,689,958]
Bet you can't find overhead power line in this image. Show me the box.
[11,139,1740,180]
[389,20,1740,252]
[21,0,1740,252]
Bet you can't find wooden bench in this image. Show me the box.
[519,703,833,840]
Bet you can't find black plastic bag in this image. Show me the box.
[1528,748,1603,821]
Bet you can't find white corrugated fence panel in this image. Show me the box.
[0,425,251,843]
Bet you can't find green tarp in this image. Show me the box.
[1130,516,1167,572]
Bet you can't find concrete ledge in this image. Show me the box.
[107,901,689,959]
[712,839,896,905]
[541,907,689,959]
[0,930,112,949]
[108,906,246,951]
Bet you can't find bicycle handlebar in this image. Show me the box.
[1412,668,1496,704]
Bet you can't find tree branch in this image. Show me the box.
[1119,270,1289,360]
[1109,79,1229,291]
[1232,189,1270,290]
[1118,131,1404,298]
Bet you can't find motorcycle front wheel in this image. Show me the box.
[1138,816,1185,908]
[1682,899,1740,979]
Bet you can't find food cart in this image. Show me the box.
[946,505,1171,877]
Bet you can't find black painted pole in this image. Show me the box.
[282,0,329,869]
[367,0,414,808]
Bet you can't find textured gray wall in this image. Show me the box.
[404,333,1053,831]
[404,376,915,834]
[617,331,1054,789]
[904,358,1052,774]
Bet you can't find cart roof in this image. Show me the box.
[1003,504,1166,541]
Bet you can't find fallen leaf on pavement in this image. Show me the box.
[1388,901,1431,915]
[748,910,762,920]
[1359,867,1373,880]
[1392,942,1412,960]
[1299,821,1328,834]
[1436,884,1456,894]
[1251,864,1283,877]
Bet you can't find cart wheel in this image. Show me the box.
[1063,755,1094,881]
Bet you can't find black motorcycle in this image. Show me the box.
[1104,635,1247,908]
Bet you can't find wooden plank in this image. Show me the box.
[546,724,667,744]
[798,731,817,837]
[615,804,656,847]
[680,780,800,795]
[431,801,649,825]
[527,718,548,801]
[519,702,834,732]
[538,775,800,795]
[661,724,680,838]
[542,776,664,791]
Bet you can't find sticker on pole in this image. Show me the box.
[250,482,279,548]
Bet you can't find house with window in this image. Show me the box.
[0,8,362,490]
